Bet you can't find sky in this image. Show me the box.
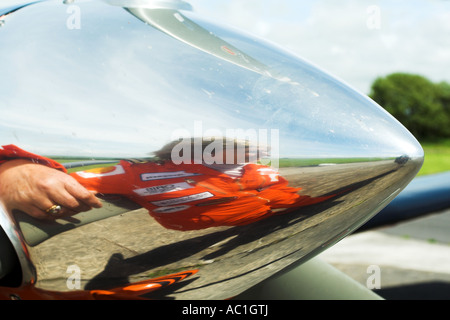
[0,0,443,159]
[186,0,450,94]
[3,0,449,94]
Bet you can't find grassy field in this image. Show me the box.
[418,139,450,176]
[53,139,450,176]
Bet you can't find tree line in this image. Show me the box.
[369,72,450,141]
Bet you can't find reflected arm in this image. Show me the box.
[0,144,67,172]
[0,145,102,219]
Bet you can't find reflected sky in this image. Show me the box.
[188,0,450,95]
[0,1,422,160]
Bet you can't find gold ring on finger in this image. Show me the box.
[45,204,62,216]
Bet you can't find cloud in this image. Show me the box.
[4,0,448,94]
[0,0,435,161]
[188,0,450,94]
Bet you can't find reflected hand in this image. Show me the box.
[0,159,102,219]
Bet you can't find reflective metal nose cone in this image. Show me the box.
[0,0,423,300]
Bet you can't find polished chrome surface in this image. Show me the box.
[105,0,193,10]
[0,0,423,299]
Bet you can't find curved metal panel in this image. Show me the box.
[0,0,423,299]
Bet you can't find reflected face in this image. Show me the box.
[166,138,261,165]
[0,0,423,300]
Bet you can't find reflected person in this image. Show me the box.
[70,138,331,231]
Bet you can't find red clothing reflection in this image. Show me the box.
[71,160,331,231]
[1,145,333,231]
[0,144,66,172]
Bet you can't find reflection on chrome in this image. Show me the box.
[0,0,423,299]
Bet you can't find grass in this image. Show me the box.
[51,159,118,174]
[51,140,450,176]
[418,139,450,176]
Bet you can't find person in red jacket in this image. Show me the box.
[70,138,332,231]
[0,141,332,229]
[0,144,102,220]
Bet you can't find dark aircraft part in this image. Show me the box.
[361,171,450,230]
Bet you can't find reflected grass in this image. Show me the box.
[54,157,393,173]
[53,158,120,173]
[278,157,389,167]
[52,145,450,177]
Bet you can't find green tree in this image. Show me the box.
[369,73,450,140]
[437,81,450,114]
